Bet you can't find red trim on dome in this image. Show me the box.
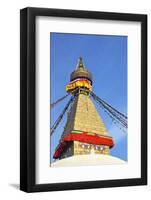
[53,132,114,159]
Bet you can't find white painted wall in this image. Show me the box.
[0,0,150,199]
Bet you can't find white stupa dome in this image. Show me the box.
[51,154,126,167]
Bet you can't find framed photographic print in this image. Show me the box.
[20,7,147,192]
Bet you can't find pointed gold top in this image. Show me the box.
[77,57,85,68]
[70,57,92,83]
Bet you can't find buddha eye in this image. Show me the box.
[95,145,98,150]
[86,144,90,149]
[100,146,104,151]
[95,145,104,151]
[81,144,91,149]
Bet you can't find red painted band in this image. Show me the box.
[53,133,114,159]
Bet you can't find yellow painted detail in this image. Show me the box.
[66,80,92,92]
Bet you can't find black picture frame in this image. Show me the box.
[20,7,147,192]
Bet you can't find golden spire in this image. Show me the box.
[77,57,85,68]
[70,57,93,82]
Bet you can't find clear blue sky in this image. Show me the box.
[50,32,127,163]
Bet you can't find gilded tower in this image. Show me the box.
[53,57,114,160]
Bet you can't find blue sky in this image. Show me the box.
[50,32,127,163]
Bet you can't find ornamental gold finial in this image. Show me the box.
[70,57,92,83]
[77,57,84,68]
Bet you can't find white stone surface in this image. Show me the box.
[51,154,126,167]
